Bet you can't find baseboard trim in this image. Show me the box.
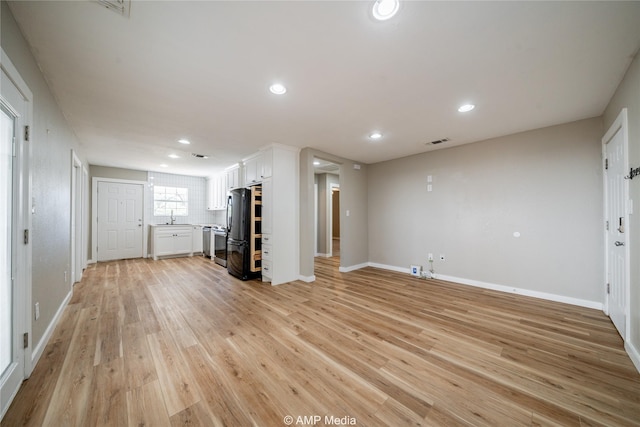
[435,273,602,310]
[315,253,331,258]
[626,341,640,374]
[368,262,410,274]
[366,262,602,311]
[299,275,316,283]
[339,262,369,273]
[30,289,73,374]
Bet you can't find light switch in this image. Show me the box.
[427,184,432,192]
[346,210,350,217]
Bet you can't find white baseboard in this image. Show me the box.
[435,273,602,310]
[30,289,73,375]
[299,275,316,283]
[368,262,411,274]
[626,341,640,374]
[87,258,96,264]
[338,262,369,273]
[315,253,331,258]
[366,262,602,311]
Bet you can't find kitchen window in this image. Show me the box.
[153,186,188,216]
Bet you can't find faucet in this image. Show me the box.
[170,210,176,225]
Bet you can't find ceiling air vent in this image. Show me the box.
[94,0,130,17]
[191,153,209,159]
[428,137,450,145]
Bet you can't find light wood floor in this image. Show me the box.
[3,256,640,426]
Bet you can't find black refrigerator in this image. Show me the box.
[226,188,257,280]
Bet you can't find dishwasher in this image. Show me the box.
[202,226,212,258]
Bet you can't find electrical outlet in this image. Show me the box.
[35,302,40,320]
[440,254,445,261]
[428,253,433,261]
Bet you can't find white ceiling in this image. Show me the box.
[7,1,640,177]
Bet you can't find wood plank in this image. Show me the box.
[146,330,201,416]
[126,380,171,427]
[85,358,127,426]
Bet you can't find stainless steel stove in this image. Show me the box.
[211,224,227,267]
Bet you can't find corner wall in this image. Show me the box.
[604,53,640,370]
[2,1,85,351]
[368,118,604,306]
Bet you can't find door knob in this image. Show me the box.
[615,241,625,246]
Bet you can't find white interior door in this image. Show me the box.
[603,110,629,340]
[0,75,25,419]
[97,181,143,261]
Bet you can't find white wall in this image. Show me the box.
[368,118,603,306]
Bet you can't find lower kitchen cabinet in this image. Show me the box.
[150,225,194,260]
[192,225,203,254]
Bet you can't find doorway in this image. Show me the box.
[96,180,144,261]
[602,108,630,341]
[330,185,340,257]
[313,158,340,259]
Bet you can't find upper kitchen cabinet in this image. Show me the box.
[206,177,215,210]
[225,163,243,192]
[243,149,273,186]
[207,173,227,210]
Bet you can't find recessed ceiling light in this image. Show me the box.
[269,83,287,95]
[168,154,180,159]
[369,132,383,140]
[159,164,168,168]
[372,0,399,21]
[313,161,320,166]
[458,104,475,113]
[178,138,191,145]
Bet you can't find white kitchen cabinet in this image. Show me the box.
[261,149,273,179]
[243,150,273,185]
[217,173,227,209]
[192,225,203,254]
[150,225,194,260]
[206,177,215,210]
[243,153,260,185]
[208,173,227,210]
[261,178,272,235]
[225,164,243,191]
[259,145,299,285]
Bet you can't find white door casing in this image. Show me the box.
[602,108,630,341]
[70,151,83,285]
[97,181,144,261]
[1,48,33,420]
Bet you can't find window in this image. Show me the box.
[154,186,188,216]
